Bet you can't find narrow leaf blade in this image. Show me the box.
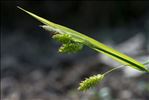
[17,6,149,73]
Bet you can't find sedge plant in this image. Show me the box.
[17,7,149,91]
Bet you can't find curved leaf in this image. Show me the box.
[17,6,149,73]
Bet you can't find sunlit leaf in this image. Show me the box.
[17,6,149,73]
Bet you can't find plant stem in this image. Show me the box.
[103,60,149,76]
[103,65,125,76]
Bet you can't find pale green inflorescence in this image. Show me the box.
[52,34,84,53]
[41,25,84,53]
[78,74,104,91]
[58,43,83,53]
[52,34,73,44]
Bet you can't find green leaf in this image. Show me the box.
[17,6,149,73]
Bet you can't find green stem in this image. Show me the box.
[103,60,149,76]
[103,65,125,76]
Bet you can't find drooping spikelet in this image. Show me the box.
[78,74,104,91]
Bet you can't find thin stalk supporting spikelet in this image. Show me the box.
[78,65,126,91]
[78,66,123,91]
[78,61,149,91]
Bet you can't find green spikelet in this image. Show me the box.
[52,34,73,44]
[78,74,104,91]
[59,43,83,53]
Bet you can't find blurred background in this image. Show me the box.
[1,1,149,100]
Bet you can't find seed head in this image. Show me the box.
[78,74,104,91]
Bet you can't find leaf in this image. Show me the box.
[17,6,149,73]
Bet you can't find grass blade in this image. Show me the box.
[17,6,149,73]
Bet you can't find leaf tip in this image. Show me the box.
[17,6,24,11]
